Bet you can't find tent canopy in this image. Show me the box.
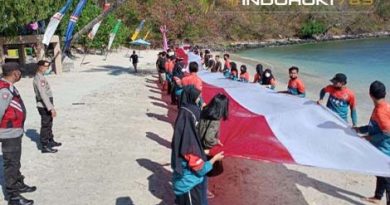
[130,39,151,46]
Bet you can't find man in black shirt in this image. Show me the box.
[156,52,166,84]
[130,51,139,73]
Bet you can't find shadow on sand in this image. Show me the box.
[136,159,174,205]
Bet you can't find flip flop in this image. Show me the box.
[207,190,215,199]
[361,197,380,204]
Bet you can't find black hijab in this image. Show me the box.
[171,86,205,175]
[173,61,184,79]
[261,69,274,85]
[180,85,200,107]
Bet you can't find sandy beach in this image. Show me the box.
[0,49,385,205]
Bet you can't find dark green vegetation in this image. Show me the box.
[1,0,389,47]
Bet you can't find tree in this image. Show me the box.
[0,0,63,36]
[70,0,129,45]
[56,0,130,51]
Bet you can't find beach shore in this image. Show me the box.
[0,48,383,205]
[199,31,390,52]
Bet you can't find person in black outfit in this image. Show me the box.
[130,50,139,73]
[156,52,166,84]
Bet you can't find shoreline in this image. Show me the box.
[199,31,390,52]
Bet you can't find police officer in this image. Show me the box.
[33,60,61,153]
[0,63,36,205]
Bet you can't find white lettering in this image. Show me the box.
[275,0,288,5]
[316,0,329,5]
[261,0,274,5]
[241,0,334,6]
[289,0,302,5]
[303,0,315,5]
[250,0,260,5]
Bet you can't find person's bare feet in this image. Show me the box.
[362,196,380,204]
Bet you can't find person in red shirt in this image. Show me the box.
[356,81,390,205]
[182,62,203,92]
[253,64,263,83]
[223,54,231,72]
[239,65,250,83]
[165,56,176,96]
[317,73,357,126]
[280,66,305,97]
[229,62,238,81]
[261,69,277,89]
[165,56,175,74]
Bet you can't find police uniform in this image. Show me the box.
[0,79,28,198]
[33,73,56,149]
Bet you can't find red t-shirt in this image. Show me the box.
[253,73,261,83]
[240,72,250,81]
[372,101,390,134]
[288,78,305,94]
[182,73,203,91]
[165,60,175,73]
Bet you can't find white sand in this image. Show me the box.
[0,49,383,205]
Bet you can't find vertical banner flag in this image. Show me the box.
[63,0,88,51]
[107,20,122,51]
[130,20,145,41]
[160,25,168,51]
[42,0,73,46]
[143,29,151,40]
[87,3,110,40]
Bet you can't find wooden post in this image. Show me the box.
[53,37,63,74]
[0,35,63,74]
[36,42,45,60]
[18,44,25,65]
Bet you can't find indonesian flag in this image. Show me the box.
[199,71,390,177]
[42,0,73,46]
[87,3,110,40]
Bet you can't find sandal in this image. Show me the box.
[361,197,380,204]
[207,190,215,199]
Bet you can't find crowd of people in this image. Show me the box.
[156,46,390,205]
[1,61,61,205]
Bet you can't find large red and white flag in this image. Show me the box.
[199,71,390,177]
